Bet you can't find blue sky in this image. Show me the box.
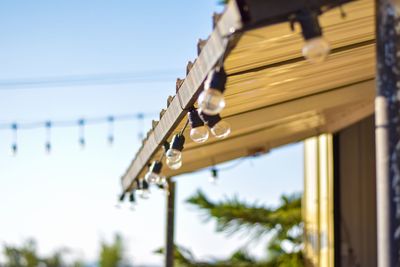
[0,1,303,265]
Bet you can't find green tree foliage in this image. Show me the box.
[99,234,129,267]
[3,239,40,267]
[162,190,303,266]
[2,236,126,267]
[2,239,83,267]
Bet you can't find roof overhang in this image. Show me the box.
[121,0,374,191]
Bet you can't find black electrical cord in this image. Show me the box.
[179,119,190,135]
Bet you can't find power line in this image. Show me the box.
[0,70,182,90]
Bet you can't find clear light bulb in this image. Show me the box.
[159,177,167,187]
[139,189,150,199]
[302,37,330,63]
[211,120,231,139]
[209,168,218,185]
[198,89,226,115]
[190,125,209,143]
[129,192,136,210]
[158,177,170,195]
[115,202,122,209]
[166,158,182,170]
[209,175,218,185]
[115,193,126,209]
[166,148,182,163]
[145,171,160,184]
[115,202,128,209]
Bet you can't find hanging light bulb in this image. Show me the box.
[166,134,185,167]
[209,167,218,185]
[45,121,52,154]
[163,141,182,170]
[135,178,150,199]
[145,161,162,184]
[78,119,85,149]
[107,116,115,145]
[134,179,143,196]
[158,177,167,188]
[198,67,227,115]
[211,120,231,139]
[157,177,170,195]
[115,192,126,209]
[11,123,18,156]
[200,112,231,139]
[188,108,209,143]
[296,9,330,63]
[302,37,330,63]
[138,178,150,199]
[166,158,182,170]
[129,191,136,210]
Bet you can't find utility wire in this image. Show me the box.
[0,70,181,90]
[217,157,247,171]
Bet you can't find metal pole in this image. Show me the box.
[375,0,400,266]
[165,179,176,267]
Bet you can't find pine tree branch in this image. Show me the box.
[186,190,302,238]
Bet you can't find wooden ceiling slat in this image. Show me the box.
[225,0,374,73]
[152,79,375,177]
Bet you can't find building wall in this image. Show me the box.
[335,116,377,267]
[303,116,377,267]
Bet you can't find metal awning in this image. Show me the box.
[121,0,374,191]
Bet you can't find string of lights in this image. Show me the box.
[0,112,157,155]
[117,156,254,210]
[119,3,338,205]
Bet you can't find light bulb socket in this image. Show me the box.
[150,161,163,174]
[200,112,222,128]
[206,67,227,93]
[142,179,149,190]
[211,168,218,178]
[296,9,322,40]
[163,141,170,152]
[129,191,136,203]
[157,183,165,190]
[188,108,205,128]
[171,134,185,151]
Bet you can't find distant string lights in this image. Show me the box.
[117,157,249,209]
[0,112,156,155]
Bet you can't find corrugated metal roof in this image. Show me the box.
[121,0,374,191]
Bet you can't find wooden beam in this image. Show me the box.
[121,1,244,190]
[165,179,176,267]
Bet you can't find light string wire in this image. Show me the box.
[0,112,156,130]
[0,112,158,154]
[215,157,247,171]
[179,118,190,135]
